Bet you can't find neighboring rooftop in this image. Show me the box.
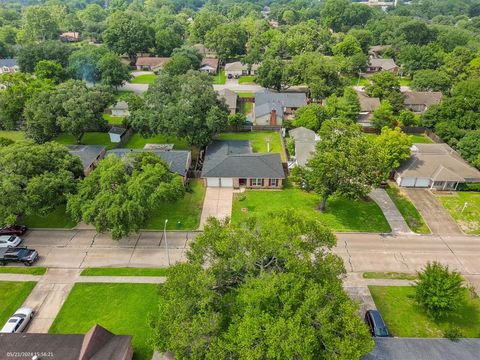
[363,338,480,360]
[107,148,191,176]
[109,127,127,136]
[201,140,285,179]
[396,143,480,183]
[0,324,132,360]
[289,127,319,142]
[403,91,443,106]
[255,101,283,118]
[225,61,260,72]
[216,89,238,110]
[289,127,319,167]
[200,58,219,69]
[67,145,105,170]
[111,100,129,110]
[255,89,308,109]
[368,58,397,70]
[356,90,381,112]
[0,58,17,68]
[136,57,170,68]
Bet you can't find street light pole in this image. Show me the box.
[164,219,170,266]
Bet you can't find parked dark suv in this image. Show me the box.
[0,225,27,236]
[0,247,39,266]
[365,310,389,337]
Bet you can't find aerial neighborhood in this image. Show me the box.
[2,0,480,359]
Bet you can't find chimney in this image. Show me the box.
[270,109,277,126]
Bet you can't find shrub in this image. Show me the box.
[415,261,464,319]
[444,326,463,341]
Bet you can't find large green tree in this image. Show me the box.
[151,212,374,359]
[19,5,60,43]
[67,153,185,239]
[129,71,228,147]
[103,11,154,64]
[0,141,83,225]
[17,40,73,73]
[292,120,389,211]
[204,22,247,60]
[373,127,413,169]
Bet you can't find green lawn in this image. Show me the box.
[24,204,77,228]
[0,267,47,275]
[103,114,125,124]
[345,76,370,86]
[232,188,391,232]
[399,77,412,86]
[126,133,189,150]
[81,267,169,277]
[130,74,157,84]
[212,70,226,85]
[410,134,434,144]
[0,281,37,326]
[238,75,255,84]
[363,272,417,280]
[216,131,286,161]
[438,192,480,234]
[145,180,205,230]
[369,286,480,337]
[0,131,25,141]
[237,92,254,98]
[385,183,430,234]
[50,283,159,360]
[54,132,116,150]
[241,101,253,114]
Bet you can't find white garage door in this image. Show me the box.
[207,178,220,187]
[400,177,416,187]
[220,178,233,187]
[415,178,430,187]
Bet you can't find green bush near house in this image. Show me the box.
[232,188,391,233]
[49,283,159,360]
[369,286,480,337]
[385,183,430,234]
[0,281,37,326]
[212,70,226,85]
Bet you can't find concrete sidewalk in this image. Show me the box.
[369,188,413,234]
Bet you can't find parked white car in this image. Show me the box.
[0,307,34,333]
[0,235,22,248]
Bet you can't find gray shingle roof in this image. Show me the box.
[67,145,105,171]
[255,90,307,109]
[356,90,381,112]
[107,149,191,176]
[369,58,397,70]
[0,58,17,68]
[403,91,443,106]
[396,144,480,182]
[289,127,318,167]
[289,127,317,142]
[216,89,238,110]
[202,140,285,178]
[108,127,127,136]
[255,101,283,118]
[363,338,480,360]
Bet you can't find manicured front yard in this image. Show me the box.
[438,191,480,234]
[410,134,434,144]
[145,180,205,230]
[238,75,255,84]
[0,281,37,326]
[126,133,190,150]
[81,267,169,277]
[232,188,391,232]
[216,131,286,161]
[363,272,417,280]
[212,70,226,85]
[130,74,157,84]
[369,286,480,337]
[0,131,25,141]
[0,267,47,275]
[103,114,125,124]
[385,183,430,234]
[24,204,77,229]
[49,283,159,360]
[54,132,116,150]
[345,76,370,86]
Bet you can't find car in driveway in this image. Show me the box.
[0,225,27,236]
[0,307,34,333]
[0,235,22,248]
[0,247,39,266]
[365,310,389,337]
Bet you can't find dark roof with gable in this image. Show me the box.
[0,58,17,68]
[363,338,480,360]
[67,145,105,170]
[201,140,285,178]
[109,127,127,136]
[107,148,191,176]
[255,89,307,109]
[0,324,132,360]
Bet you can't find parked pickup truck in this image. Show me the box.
[0,247,39,266]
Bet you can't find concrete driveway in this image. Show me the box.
[403,189,463,235]
[200,187,234,228]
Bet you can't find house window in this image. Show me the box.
[251,178,262,186]
[269,179,279,187]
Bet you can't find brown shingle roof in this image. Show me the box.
[356,91,381,112]
[201,58,219,69]
[369,58,397,71]
[136,57,170,68]
[403,91,443,106]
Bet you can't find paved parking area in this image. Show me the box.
[200,187,234,228]
[403,189,462,235]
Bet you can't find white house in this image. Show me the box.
[111,101,130,118]
[225,62,260,77]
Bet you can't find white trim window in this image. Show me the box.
[269,179,279,187]
[251,178,262,186]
